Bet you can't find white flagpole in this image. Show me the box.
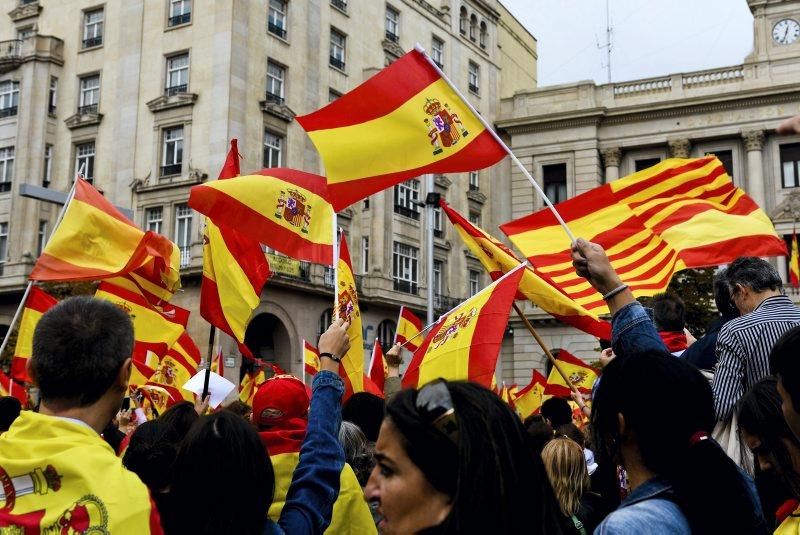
[301,338,306,385]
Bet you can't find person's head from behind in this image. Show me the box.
[223,400,253,421]
[541,397,572,428]
[737,377,800,501]
[0,396,21,433]
[524,414,553,455]
[339,420,375,487]
[251,374,308,432]
[651,292,685,332]
[342,392,385,442]
[365,380,563,535]
[770,326,800,441]
[159,401,199,441]
[122,420,175,492]
[713,268,739,318]
[556,423,585,449]
[593,350,761,534]
[29,296,133,427]
[725,256,782,314]
[541,437,590,518]
[169,412,274,535]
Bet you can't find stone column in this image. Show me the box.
[742,130,766,210]
[668,138,691,158]
[601,147,621,183]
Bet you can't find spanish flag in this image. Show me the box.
[0,369,26,404]
[395,306,424,352]
[129,360,156,389]
[296,48,506,211]
[368,339,387,393]
[402,264,525,389]
[11,286,58,382]
[501,157,787,314]
[303,340,320,378]
[498,382,518,410]
[336,233,364,393]
[441,200,611,339]
[200,140,271,357]
[543,350,599,398]
[240,369,267,406]
[147,332,200,405]
[30,178,180,296]
[791,231,799,289]
[514,370,548,419]
[189,168,335,264]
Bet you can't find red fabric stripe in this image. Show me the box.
[74,178,137,227]
[550,311,611,340]
[650,196,759,236]
[399,306,424,330]
[200,276,236,336]
[613,157,716,201]
[10,357,29,382]
[149,496,165,535]
[25,287,57,314]
[339,232,353,268]
[626,168,731,214]
[565,251,679,301]
[441,200,486,240]
[516,370,547,397]
[217,224,272,291]
[678,235,788,267]
[296,50,440,131]
[250,168,334,202]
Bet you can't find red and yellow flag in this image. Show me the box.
[791,231,800,289]
[514,370,548,419]
[296,49,506,211]
[336,233,364,393]
[240,369,267,406]
[303,340,320,378]
[30,178,180,295]
[11,287,58,382]
[129,360,156,389]
[543,350,599,398]
[147,331,200,406]
[0,369,26,404]
[501,157,787,314]
[189,168,335,264]
[395,306,424,352]
[402,264,525,389]
[441,200,611,339]
[368,339,387,393]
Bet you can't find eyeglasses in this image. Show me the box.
[416,380,459,446]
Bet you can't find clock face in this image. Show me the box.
[773,18,800,45]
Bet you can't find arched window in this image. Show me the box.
[479,21,487,48]
[459,6,467,34]
[318,308,333,336]
[377,319,397,352]
[469,14,477,41]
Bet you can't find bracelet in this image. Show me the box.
[319,352,341,362]
[602,284,629,301]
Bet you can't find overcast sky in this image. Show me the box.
[501,0,755,87]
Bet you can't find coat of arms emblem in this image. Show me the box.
[336,281,359,323]
[569,370,588,386]
[432,307,477,349]
[423,98,469,156]
[275,188,312,234]
[154,360,177,386]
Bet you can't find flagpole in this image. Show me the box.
[201,325,215,401]
[414,43,576,244]
[425,173,435,325]
[301,338,306,385]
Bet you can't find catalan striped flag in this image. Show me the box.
[0,369,26,404]
[336,233,364,393]
[190,168,335,264]
[501,157,787,314]
[402,264,525,389]
[395,306,424,352]
[303,340,320,378]
[543,350,599,398]
[791,231,800,289]
[514,370,548,419]
[296,49,506,211]
[11,287,58,382]
[29,178,180,296]
[441,200,611,339]
[368,339,387,393]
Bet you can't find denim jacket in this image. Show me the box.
[264,371,346,535]
[611,301,668,357]
[594,477,689,534]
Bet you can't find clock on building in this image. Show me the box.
[773,18,800,45]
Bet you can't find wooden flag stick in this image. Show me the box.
[202,325,216,401]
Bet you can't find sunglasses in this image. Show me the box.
[416,380,459,446]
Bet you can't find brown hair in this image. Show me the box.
[541,437,589,517]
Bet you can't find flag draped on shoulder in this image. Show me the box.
[368,340,387,393]
[296,49,506,211]
[11,287,58,382]
[543,350,599,398]
[336,233,364,393]
[189,168,335,264]
[402,264,525,389]
[441,200,611,339]
[303,340,320,378]
[30,178,180,296]
[395,306,424,352]
[514,370,548,419]
[501,157,787,314]
[791,231,799,289]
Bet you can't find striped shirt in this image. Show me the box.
[713,295,800,421]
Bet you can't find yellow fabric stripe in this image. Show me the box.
[307,78,486,183]
[546,360,598,391]
[13,308,43,359]
[609,158,721,200]
[661,208,777,250]
[337,257,364,392]
[95,287,183,347]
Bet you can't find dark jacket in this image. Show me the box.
[681,314,736,371]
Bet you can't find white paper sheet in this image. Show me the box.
[183,370,236,409]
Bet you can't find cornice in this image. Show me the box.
[260,100,295,122]
[8,2,41,22]
[146,92,198,113]
[64,111,102,129]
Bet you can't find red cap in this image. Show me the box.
[252,374,309,429]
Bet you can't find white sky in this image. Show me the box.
[501,0,755,87]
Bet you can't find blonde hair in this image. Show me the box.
[541,437,589,517]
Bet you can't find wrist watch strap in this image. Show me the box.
[319,352,341,362]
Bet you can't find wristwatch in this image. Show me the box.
[319,352,341,362]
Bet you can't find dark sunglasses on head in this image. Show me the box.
[416,379,459,446]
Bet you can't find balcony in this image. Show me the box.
[268,22,287,39]
[0,106,17,118]
[434,228,443,239]
[329,56,345,71]
[179,247,191,268]
[82,36,102,49]
[165,84,187,97]
[160,163,182,177]
[78,103,98,114]
[434,294,462,313]
[394,279,418,295]
[469,183,480,192]
[265,91,284,105]
[267,252,311,282]
[331,0,347,12]
[385,30,399,43]
[394,204,420,220]
[0,40,22,73]
[468,83,479,95]
[168,12,191,27]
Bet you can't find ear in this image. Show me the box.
[118,358,132,391]
[617,412,627,437]
[25,358,38,386]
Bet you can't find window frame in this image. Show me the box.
[468,61,480,95]
[393,179,421,220]
[431,36,444,68]
[37,220,47,257]
[161,125,184,177]
[0,147,14,192]
[145,206,164,234]
[385,5,400,42]
[392,241,419,294]
[781,143,800,189]
[542,163,568,205]
[0,81,19,118]
[268,0,288,39]
[361,236,369,274]
[330,28,347,71]
[48,76,57,115]
[264,130,283,168]
[43,144,52,186]
[74,141,95,182]
[168,0,192,27]
[468,269,481,296]
[174,203,193,267]
[165,53,189,96]
[0,222,9,274]
[266,60,286,104]
[82,7,104,49]
[78,74,100,113]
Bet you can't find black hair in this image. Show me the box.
[524,414,554,456]
[163,412,275,535]
[651,292,685,332]
[541,397,572,428]
[31,296,134,408]
[726,256,782,294]
[342,392,385,442]
[387,382,565,534]
[0,396,21,432]
[556,423,585,449]
[592,350,764,534]
[123,420,176,492]
[713,268,739,318]
[159,401,199,441]
[770,326,800,413]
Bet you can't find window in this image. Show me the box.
[168,0,192,27]
[469,14,477,41]
[433,205,443,238]
[361,236,369,274]
[318,308,333,336]
[75,142,95,182]
[469,170,479,191]
[393,179,420,219]
[468,211,481,226]
[542,163,567,204]
[82,8,103,48]
[362,198,370,209]
[0,81,19,118]
[161,126,183,177]
[165,54,189,96]
[708,150,734,180]
[268,0,288,39]
[634,157,661,172]
[459,6,467,34]
[264,131,283,167]
[48,76,57,115]
[479,21,487,48]
[0,223,8,275]
[431,36,444,68]
[324,265,335,288]
[433,259,443,296]
[17,26,34,40]
[146,206,163,234]
[37,220,47,257]
[0,147,13,192]
[266,60,285,104]
[377,319,396,353]
[782,144,800,188]
[42,144,52,187]
[79,74,100,113]
[330,29,346,70]
[468,62,479,95]
[331,0,348,12]
[393,242,418,294]
[328,88,342,102]
[385,6,399,42]
[469,269,481,296]
[175,204,192,267]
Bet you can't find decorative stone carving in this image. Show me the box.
[771,190,800,221]
[9,2,41,22]
[600,147,621,167]
[259,100,295,122]
[742,129,765,151]
[64,111,103,129]
[146,92,198,113]
[434,174,452,188]
[186,164,207,181]
[382,39,404,59]
[466,189,486,204]
[668,138,691,158]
